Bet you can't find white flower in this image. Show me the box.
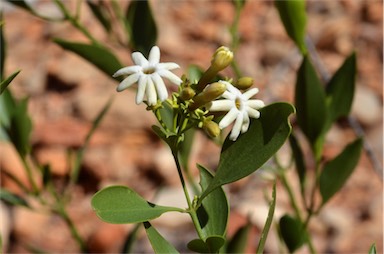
[113,46,182,105]
[208,81,265,141]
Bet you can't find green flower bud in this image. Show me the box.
[211,46,234,71]
[180,87,196,101]
[189,82,226,110]
[203,120,221,138]
[235,77,254,90]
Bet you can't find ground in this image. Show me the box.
[1,1,383,253]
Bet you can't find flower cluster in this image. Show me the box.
[113,46,265,141]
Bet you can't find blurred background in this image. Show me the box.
[1,0,382,253]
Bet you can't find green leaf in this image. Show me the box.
[289,133,306,196]
[368,243,377,254]
[279,214,306,252]
[179,128,195,170]
[275,0,307,54]
[86,0,112,33]
[71,98,113,184]
[197,164,228,238]
[53,39,123,78]
[125,0,157,57]
[143,222,179,254]
[226,223,251,253]
[256,182,276,254]
[320,138,363,205]
[0,188,30,208]
[1,70,21,95]
[187,236,226,253]
[325,52,356,127]
[200,102,294,200]
[0,90,32,157]
[91,185,183,224]
[295,56,327,157]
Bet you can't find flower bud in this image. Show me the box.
[189,82,226,110]
[180,87,196,101]
[203,120,221,138]
[235,77,254,90]
[211,46,234,71]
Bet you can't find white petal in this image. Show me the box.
[229,113,243,141]
[225,82,241,95]
[136,76,147,104]
[157,69,182,85]
[219,108,238,129]
[113,65,142,77]
[116,73,141,92]
[241,111,250,133]
[148,46,160,66]
[132,52,149,66]
[146,77,157,105]
[242,88,259,100]
[157,62,180,70]
[246,99,265,109]
[208,100,234,111]
[246,107,261,119]
[151,73,168,101]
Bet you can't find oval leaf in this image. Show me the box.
[279,214,306,252]
[143,222,179,254]
[320,138,363,205]
[125,0,157,57]
[325,52,356,127]
[289,133,306,196]
[227,223,251,253]
[197,164,228,238]
[200,102,294,200]
[275,0,307,54]
[187,236,225,253]
[295,56,327,156]
[92,186,182,224]
[53,39,123,79]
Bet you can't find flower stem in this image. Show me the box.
[172,151,205,240]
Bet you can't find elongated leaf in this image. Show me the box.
[325,52,356,128]
[125,0,157,57]
[91,186,183,224]
[179,128,195,170]
[71,98,113,184]
[256,182,276,254]
[187,236,225,253]
[275,0,307,54]
[200,102,294,200]
[53,39,123,78]
[289,133,306,196]
[369,243,377,254]
[320,138,363,205]
[279,214,305,252]
[0,188,30,208]
[86,1,112,33]
[1,70,21,94]
[295,56,327,157]
[143,222,179,254]
[226,223,251,253]
[197,165,228,238]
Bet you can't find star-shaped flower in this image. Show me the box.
[208,81,265,141]
[113,46,182,105]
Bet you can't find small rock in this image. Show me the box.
[351,85,382,126]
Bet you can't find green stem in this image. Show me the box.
[280,171,302,221]
[172,151,205,240]
[54,0,100,45]
[56,202,88,252]
[20,156,39,195]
